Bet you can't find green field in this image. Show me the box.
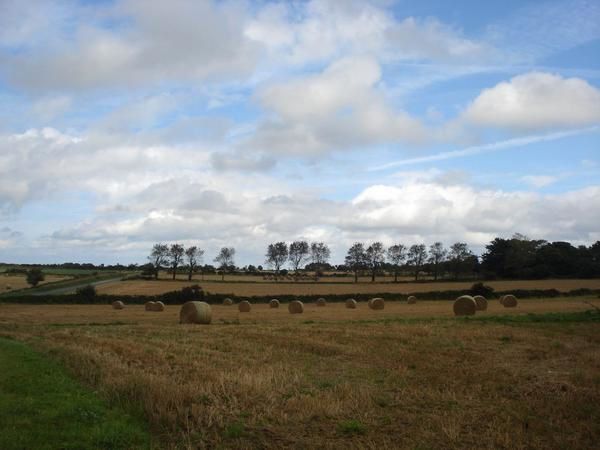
[0,337,150,449]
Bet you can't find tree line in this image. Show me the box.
[147,235,600,281]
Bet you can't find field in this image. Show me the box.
[97,276,600,297]
[0,273,73,292]
[1,297,599,449]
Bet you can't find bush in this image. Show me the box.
[75,285,97,298]
[470,282,494,297]
[26,268,45,287]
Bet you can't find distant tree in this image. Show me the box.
[76,284,96,299]
[345,242,366,283]
[26,268,44,287]
[407,244,427,281]
[448,242,475,279]
[184,246,204,281]
[148,243,169,280]
[310,242,331,274]
[214,247,235,281]
[428,242,447,281]
[365,242,385,282]
[387,244,406,282]
[288,240,310,272]
[169,244,185,280]
[266,242,289,274]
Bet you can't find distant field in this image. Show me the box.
[1,298,599,448]
[0,274,72,292]
[97,277,600,297]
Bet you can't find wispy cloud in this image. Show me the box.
[369,126,600,171]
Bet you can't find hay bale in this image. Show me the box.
[502,294,518,308]
[499,295,505,305]
[179,301,212,324]
[269,299,280,308]
[153,301,165,312]
[223,298,234,306]
[316,297,326,307]
[453,295,476,316]
[112,300,124,310]
[473,295,488,311]
[346,298,357,309]
[238,300,251,312]
[145,301,156,311]
[369,298,385,310]
[407,295,417,304]
[288,300,304,314]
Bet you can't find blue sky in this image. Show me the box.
[0,0,599,265]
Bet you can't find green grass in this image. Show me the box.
[338,419,367,435]
[0,337,150,450]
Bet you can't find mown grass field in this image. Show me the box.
[1,297,599,449]
[97,276,600,297]
[0,273,73,292]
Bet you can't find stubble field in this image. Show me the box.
[1,297,599,449]
[97,276,600,297]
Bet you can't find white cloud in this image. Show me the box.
[248,57,426,156]
[5,0,260,91]
[521,175,559,188]
[464,72,600,131]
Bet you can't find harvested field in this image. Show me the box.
[0,274,72,292]
[0,297,598,449]
[97,277,600,297]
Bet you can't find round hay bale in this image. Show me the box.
[223,298,234,306]
[407,295,417,304]
[112,300,124,310]
[453,295,476,316]
[346,298,357,309]
[369,298,385,310]
[316,297,326,307]
[269,299,280,308]
[502,294,518,308]
[473,295,488,311]
[153,301,165,312]
[499,295,505,305]
[288,300,304,314]
[238,300,251,312]
[145,301,156,311]
[179,301,212,324]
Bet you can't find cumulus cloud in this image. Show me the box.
[463,72,600,131]
[248,57,426,156]
[46,176,600,263]
[4,0,259,91]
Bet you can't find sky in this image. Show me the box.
[0,0,599,266]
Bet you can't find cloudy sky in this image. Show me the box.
[1,0,599,266]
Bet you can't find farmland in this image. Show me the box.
[96,275,600,297]
[0,273,73,292]
[1,297,599,449]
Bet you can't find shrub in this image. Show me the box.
[470,282,494,297]
[76,285,97,298]
[26,268,45,287]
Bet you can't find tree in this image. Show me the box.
[345,242,366,282]
[265,242,289,274]
[214,247,235,281]
[169,244,185,280]
[185,246,204,281]
[407,244,427,281]
[148,243,169,280]
[288,240,310,273]
[365,242,385,282]
[26,268,44,287]
[310,242,331,274]
[428,242,447,281]
[448,242,475,279]
[387,244,406,282]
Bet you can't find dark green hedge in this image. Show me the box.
[1,285,598,305]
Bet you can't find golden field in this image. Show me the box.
[0,273,72,292]
[97,276,600,297]
[1,297,599,449]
